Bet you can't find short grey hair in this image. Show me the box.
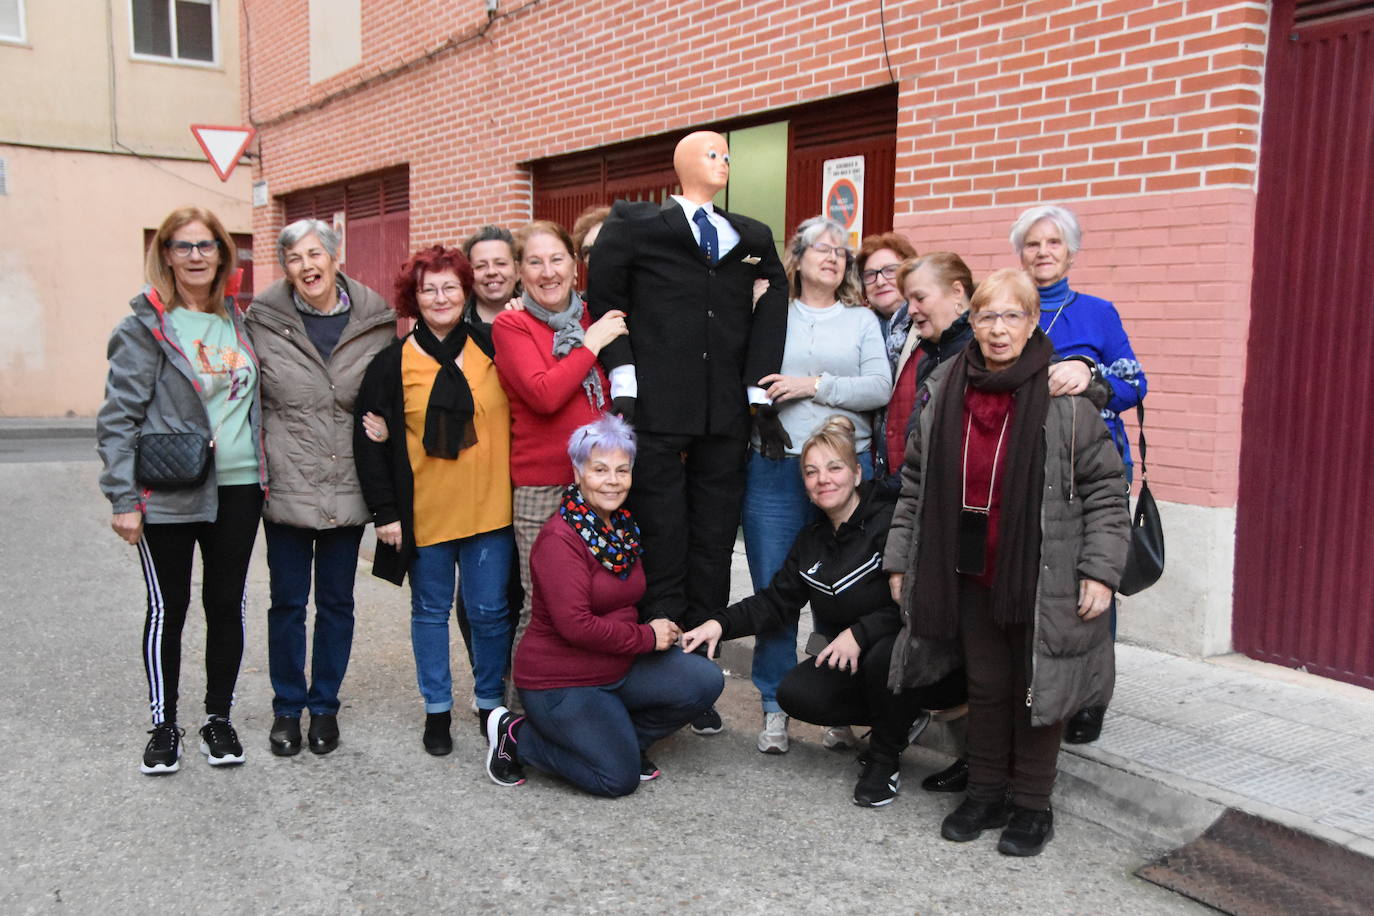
[568,414,637,469]
[1009,205,1083,255]
[277,219,341,270]
[463,224,515,259]
[784,215,862,306]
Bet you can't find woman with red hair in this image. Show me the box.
[354,246,516,760]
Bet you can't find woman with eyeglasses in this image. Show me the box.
[354,245,516,757]
[884,268,1129,856]
[492,221,627,653]
[98,205,264,775]
[1009,204,1147,745]
[741,215,893,755]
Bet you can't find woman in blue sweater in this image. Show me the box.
[1009,204,1146,744]
[1010,206,1147,478]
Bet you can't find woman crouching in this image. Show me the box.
[483,415,724,796]
[884,268,1129,856]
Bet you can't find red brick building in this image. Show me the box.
[241,0,1374,688]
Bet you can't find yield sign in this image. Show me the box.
[190,124,256,181]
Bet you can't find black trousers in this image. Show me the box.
[960,578,1065,811]
[137,485,262,726]
[628,430,747,628]
[777,632,967,759]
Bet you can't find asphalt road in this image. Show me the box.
[0,455,1207,915]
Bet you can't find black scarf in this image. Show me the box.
[411,319,494,459]
[914,329,1053,637]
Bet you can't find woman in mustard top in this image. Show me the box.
[354,245,516,758]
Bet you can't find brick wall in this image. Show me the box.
[242,0,1269,507]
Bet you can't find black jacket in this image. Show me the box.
[587,198,788,438]
[352,335,417,585]
[712,482,901,651]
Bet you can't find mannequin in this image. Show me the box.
[588,131,789,653]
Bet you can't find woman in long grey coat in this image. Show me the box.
[883,268,1128,857]
[245,219,395,756]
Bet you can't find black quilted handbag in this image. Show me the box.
[1118,403,1164,596]
[135,432,212,489]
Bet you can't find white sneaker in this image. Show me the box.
[757,711,789,754]
[823,725,859,750]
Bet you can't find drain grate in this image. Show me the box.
[1137,808,1374,915]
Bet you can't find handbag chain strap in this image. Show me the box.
[1134,402,1148,484]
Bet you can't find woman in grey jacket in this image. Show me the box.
[98,206,265,775]
[883,268,1129,856]
[244,219,396,757]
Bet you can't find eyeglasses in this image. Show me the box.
[809,242,851,260]
[418,284,464,302]
[861,264,899,285]
[165,240,220,258]
[972,309,1030,329]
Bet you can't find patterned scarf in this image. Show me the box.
[559,483,642,579]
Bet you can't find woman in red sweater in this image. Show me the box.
[492,221,628,650]
[483,414,724,796]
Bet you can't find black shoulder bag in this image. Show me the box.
[1118,402,1165,596]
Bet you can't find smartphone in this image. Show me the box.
[804,631,830,656]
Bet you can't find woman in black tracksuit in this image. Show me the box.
[681,416,964,808]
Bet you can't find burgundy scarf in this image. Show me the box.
[913,329,1053,637]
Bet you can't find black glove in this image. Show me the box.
[752,403,792,461]
[612,396,636,424]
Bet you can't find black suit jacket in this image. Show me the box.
[587,198,788,437]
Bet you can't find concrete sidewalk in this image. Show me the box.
[0,417,96,438]
[717,544,1374,860]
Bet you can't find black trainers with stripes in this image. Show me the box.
[484,706,526,787]
[853,754,900,807]
[141,722,184,775]
[199,716,245,766]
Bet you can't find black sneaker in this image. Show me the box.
[921,757,969,793]
[853,755,900,807]
[941,794,1012,842]
[484,706,526,787]
[199,716,245,767]
[998,805,1055,856]
[639,756,661,782]
[689,706,723,735]
[140,723,183,775]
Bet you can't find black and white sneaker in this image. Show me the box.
[853,755,900,807]
[141,723,184,775]
[484,706,526,787]
[689,706,723,736]
[199,716,245,766]
[639,756,661,782]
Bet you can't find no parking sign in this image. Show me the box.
[822,156,865,249]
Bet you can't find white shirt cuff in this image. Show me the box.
[747,385,770,406]
[609,365,638,399]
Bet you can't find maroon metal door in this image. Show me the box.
[1233,1,1374,688]
[784,88,898,242]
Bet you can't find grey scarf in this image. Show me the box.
[520,289,606,410]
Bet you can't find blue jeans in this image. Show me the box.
[409,527,515,713]
[264,521,365,717]
[516,650,723,797]
[742,449,872,712]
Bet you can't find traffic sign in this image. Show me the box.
[190,124,256,182]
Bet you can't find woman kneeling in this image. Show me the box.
[681,416,964,807]
[483,415,724,796]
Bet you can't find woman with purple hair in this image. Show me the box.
[482,414,724,796]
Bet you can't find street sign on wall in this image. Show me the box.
[822,155,865,249]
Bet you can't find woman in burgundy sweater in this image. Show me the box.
[492,221,628,652]
[482,414,724,796]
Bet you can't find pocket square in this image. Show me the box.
[742,255,761,264]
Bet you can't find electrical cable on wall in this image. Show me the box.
[878,0,897,84]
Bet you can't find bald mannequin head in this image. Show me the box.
[673,131,731,204]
